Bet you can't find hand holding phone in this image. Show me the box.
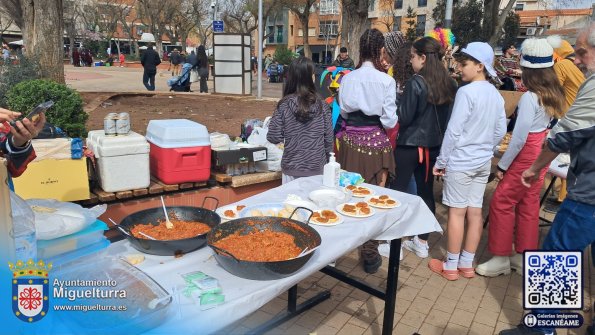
[9,100,54,127]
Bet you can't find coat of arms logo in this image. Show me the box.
[9,259,52,322]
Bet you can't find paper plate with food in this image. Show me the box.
[336,202,375,218]
[216,204,247,220]
[365,195,401,209]
[344,185,374,198]
[309,209,344,226]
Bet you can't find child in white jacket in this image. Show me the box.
[429,42,507,281]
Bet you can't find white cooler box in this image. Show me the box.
[87,130,150,192]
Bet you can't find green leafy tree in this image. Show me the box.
[501,11,520,49]
[273,45,296,65]
[405,6,417,42]
[431,0,483,47]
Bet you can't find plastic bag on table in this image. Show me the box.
[26,199,107,240]
[10,191,37,260]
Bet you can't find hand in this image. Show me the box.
[521,167,538,188]
[0,108,21,123]
[433,166,445,176]
[10,112,46,147]
[495,171,504,182]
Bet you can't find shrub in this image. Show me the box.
[6,79,87,137]
[273,45,296,65]
[0,56,41,107]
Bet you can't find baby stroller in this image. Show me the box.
[267,63,281,83]
[168,63,193,92]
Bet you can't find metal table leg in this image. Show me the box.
[247,285,331,335]
[321,238,402,335]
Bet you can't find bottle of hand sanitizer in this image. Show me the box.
[323,153,340,188]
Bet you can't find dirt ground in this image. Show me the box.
[82,93,279,137]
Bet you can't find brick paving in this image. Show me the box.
[227,180,594,335]
[65,66,593,335]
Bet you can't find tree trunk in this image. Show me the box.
[21,0,65,83]
[341,0,370,66]
[68,28,75,64]
[133,39,139,58]
[488,0,516,46]
[300,16,311,59]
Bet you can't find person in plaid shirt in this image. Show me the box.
[495,45,527,92]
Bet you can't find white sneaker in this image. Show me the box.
[510,253,523,273]
[476,256,511,277]
[402,237,429,258]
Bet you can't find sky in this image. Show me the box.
[557,0,594,9]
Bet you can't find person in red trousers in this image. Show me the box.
[476,38,566,277]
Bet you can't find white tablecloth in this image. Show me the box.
[548,154,569,179]
[107,176,442,334]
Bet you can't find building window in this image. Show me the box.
[290,25,294,36]
[394,0,403,9]
[298,28,303,37]
[319,0,339,15]
[418,0,427,7]
[515,3,524,11]
[308,27,316,36]
[416,15,426,36]
[319,20,339,37]
[393,16,402,31]
[267,26,274,43]
[368,0,376,11]
[276,25,283,43]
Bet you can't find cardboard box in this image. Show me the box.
[212,147,267,166]
[499,90,524,117]
[12,158,89,201]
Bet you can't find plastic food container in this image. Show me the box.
[309,188,352,208]
[37,220,108,259]
[53,256,172,335]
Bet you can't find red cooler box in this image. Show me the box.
[146,119,211,184]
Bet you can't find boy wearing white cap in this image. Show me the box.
[429,42,507,280]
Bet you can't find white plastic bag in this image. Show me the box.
[26,199,107,240]
[10,191,37,260]
[247,127,268,146]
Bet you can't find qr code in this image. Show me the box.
[524,251,582,309]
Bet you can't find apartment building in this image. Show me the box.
[259,0,341,64]
[370,0,439,34]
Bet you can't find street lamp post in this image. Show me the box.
[445,0,453,29]
[257,0,263,99]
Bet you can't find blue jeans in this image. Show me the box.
[534,199,595,333]
[143,70,156,91]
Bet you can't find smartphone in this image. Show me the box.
[9,100,54,127]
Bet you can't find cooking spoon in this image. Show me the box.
[160,196,174,229]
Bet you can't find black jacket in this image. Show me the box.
[141,48,161,72]
[397,74,454,148]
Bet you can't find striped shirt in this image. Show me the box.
[267,95,334,177]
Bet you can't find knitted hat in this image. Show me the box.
[384,31,406,61]
[547,35,575,61]
[520,38,554,68]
